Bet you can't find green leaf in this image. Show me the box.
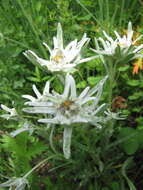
[77,80,87,88]
[80,0,93,6]
[136,131,143,147]
[118,128,139,155]
[36,2,42,12]
[101,188,110,190]
[110,181,120,190]
[132,107,142,112]
[53,78,64,93]
[123,140,139,155]
[27,76,41,82]
[121,158,136,190]
[27,141,47,159]
[127,80,140,86]
[87,76,102,86]
[118,65,130,72]
[128,92,143,100]
[76,14,91,21]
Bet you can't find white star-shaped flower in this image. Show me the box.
[23,74,108,159]
[23,74,108,126]
[104,109,126,120]
[24,23,98,73]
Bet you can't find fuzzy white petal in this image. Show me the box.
[32,85,42,99]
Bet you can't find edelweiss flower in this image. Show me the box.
[0,177,29,190]
[23,74,108,159]
[104,109,125,120]
[0,104,18,120]
[92,31,118,56]
[24,23,97,73]
[92,22,143,60]
[114,22,142,48]
[23,74,108,126]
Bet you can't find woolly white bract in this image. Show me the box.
[114,22,142,49]
[22,81,50,106]
[0,104,18,120]
[92,22,143,60]
[0,177,29,190]
[93,32,118,56]
[24,23,97,73]
[23,74,108,126]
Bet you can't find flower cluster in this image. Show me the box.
[0,22,128,161]
[1,22,132,189]
[92,22,143,62]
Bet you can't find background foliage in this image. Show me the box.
[0,0,143,189]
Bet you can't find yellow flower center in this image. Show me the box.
[51,49,64,63]
[118,42,128,48]
[60,100,74,111]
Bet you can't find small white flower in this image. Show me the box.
[114,22,142,48]
[92,22,143,60]
[0,177,29,190]
[92,33,118,56]
[114,22,143,57]
[0,104,18,120]
[24,23,97,73]
[23,74,108,126]
[104,109,126,120]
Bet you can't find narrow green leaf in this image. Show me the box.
[121,158,136,190]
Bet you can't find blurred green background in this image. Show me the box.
[0,0,143,189]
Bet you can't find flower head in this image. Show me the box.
[92,22,143,61]
[23,74,108,159]
[92,31,118,56]
[104,109,126,120]
[23,74,108,126]
[24,23,97,73]
[114,22,142,48]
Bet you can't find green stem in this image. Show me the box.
[107,59,114,108]
[49,126,57,153]
[107,58,118,108]
[23,155,57,178]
